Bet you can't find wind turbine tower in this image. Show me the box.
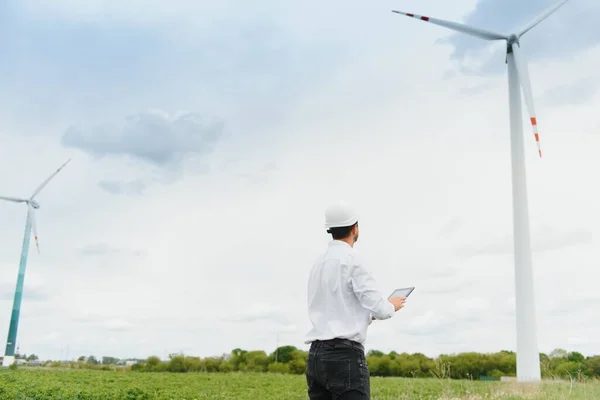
[391,0,571,382]
[0,159,70,367]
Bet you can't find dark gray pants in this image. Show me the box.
[306,340,370,399]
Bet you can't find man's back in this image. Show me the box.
[305,240,396,345]
[305,240,372,344]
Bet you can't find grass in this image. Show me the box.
[0,369,599,399]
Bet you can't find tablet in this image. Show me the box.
[388,287,415,299]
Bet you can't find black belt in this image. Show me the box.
[316,338,364,352]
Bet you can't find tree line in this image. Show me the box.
[11,347,600,381]
[124,347,600,380]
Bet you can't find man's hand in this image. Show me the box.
[372,296,407,320]
[389,296,406,311]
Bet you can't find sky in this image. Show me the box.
[0,0,598,362]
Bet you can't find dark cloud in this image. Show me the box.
[438,0,599,76]
[98,179,147,196]
[61,111,223,168]
[455,229,592,257]
[0,6,352,135]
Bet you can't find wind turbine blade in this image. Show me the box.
[518,0,570,37]
[0,196,27,203]
[511,43,542,158]
[30,159,71,200]
[28,204,40,254]
[391,10,507,40]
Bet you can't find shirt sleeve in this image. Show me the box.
[349,260,396,320]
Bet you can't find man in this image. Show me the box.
[304,203,406,399]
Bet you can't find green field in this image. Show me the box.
[1,369,599,399]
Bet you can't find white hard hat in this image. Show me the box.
[324,203,358,230]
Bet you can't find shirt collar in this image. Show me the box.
[329,240,352,248]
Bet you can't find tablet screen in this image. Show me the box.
[388,287,415,299]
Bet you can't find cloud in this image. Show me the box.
[77,244,145,258]
[72,313,138,332]
[548,296,600,318]
[541,78,598,107]
[438,217,463,238]
[457,82,497,96]
[98,179,147,196]
[0,283,51,302]
[401,300,489,337]
[61,110,223,168]
[221,305,292,328]
[455,228,593,258]
[235,162,280,185]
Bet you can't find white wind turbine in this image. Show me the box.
[0,159,70,367]
[391,0,571,382]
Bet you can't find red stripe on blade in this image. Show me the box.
[421,16,430,21]
[406,13,414,17]
[530,117,537,125]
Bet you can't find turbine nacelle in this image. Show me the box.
[508,34,520,45]
[28,200,40,209]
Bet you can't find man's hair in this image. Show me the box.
[326,222,358,240]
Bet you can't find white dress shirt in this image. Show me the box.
[305,240,395,345]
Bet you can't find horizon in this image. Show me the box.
[3,345,597,364]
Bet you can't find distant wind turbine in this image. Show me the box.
[391,0,570,382]
[0,159,71,367]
